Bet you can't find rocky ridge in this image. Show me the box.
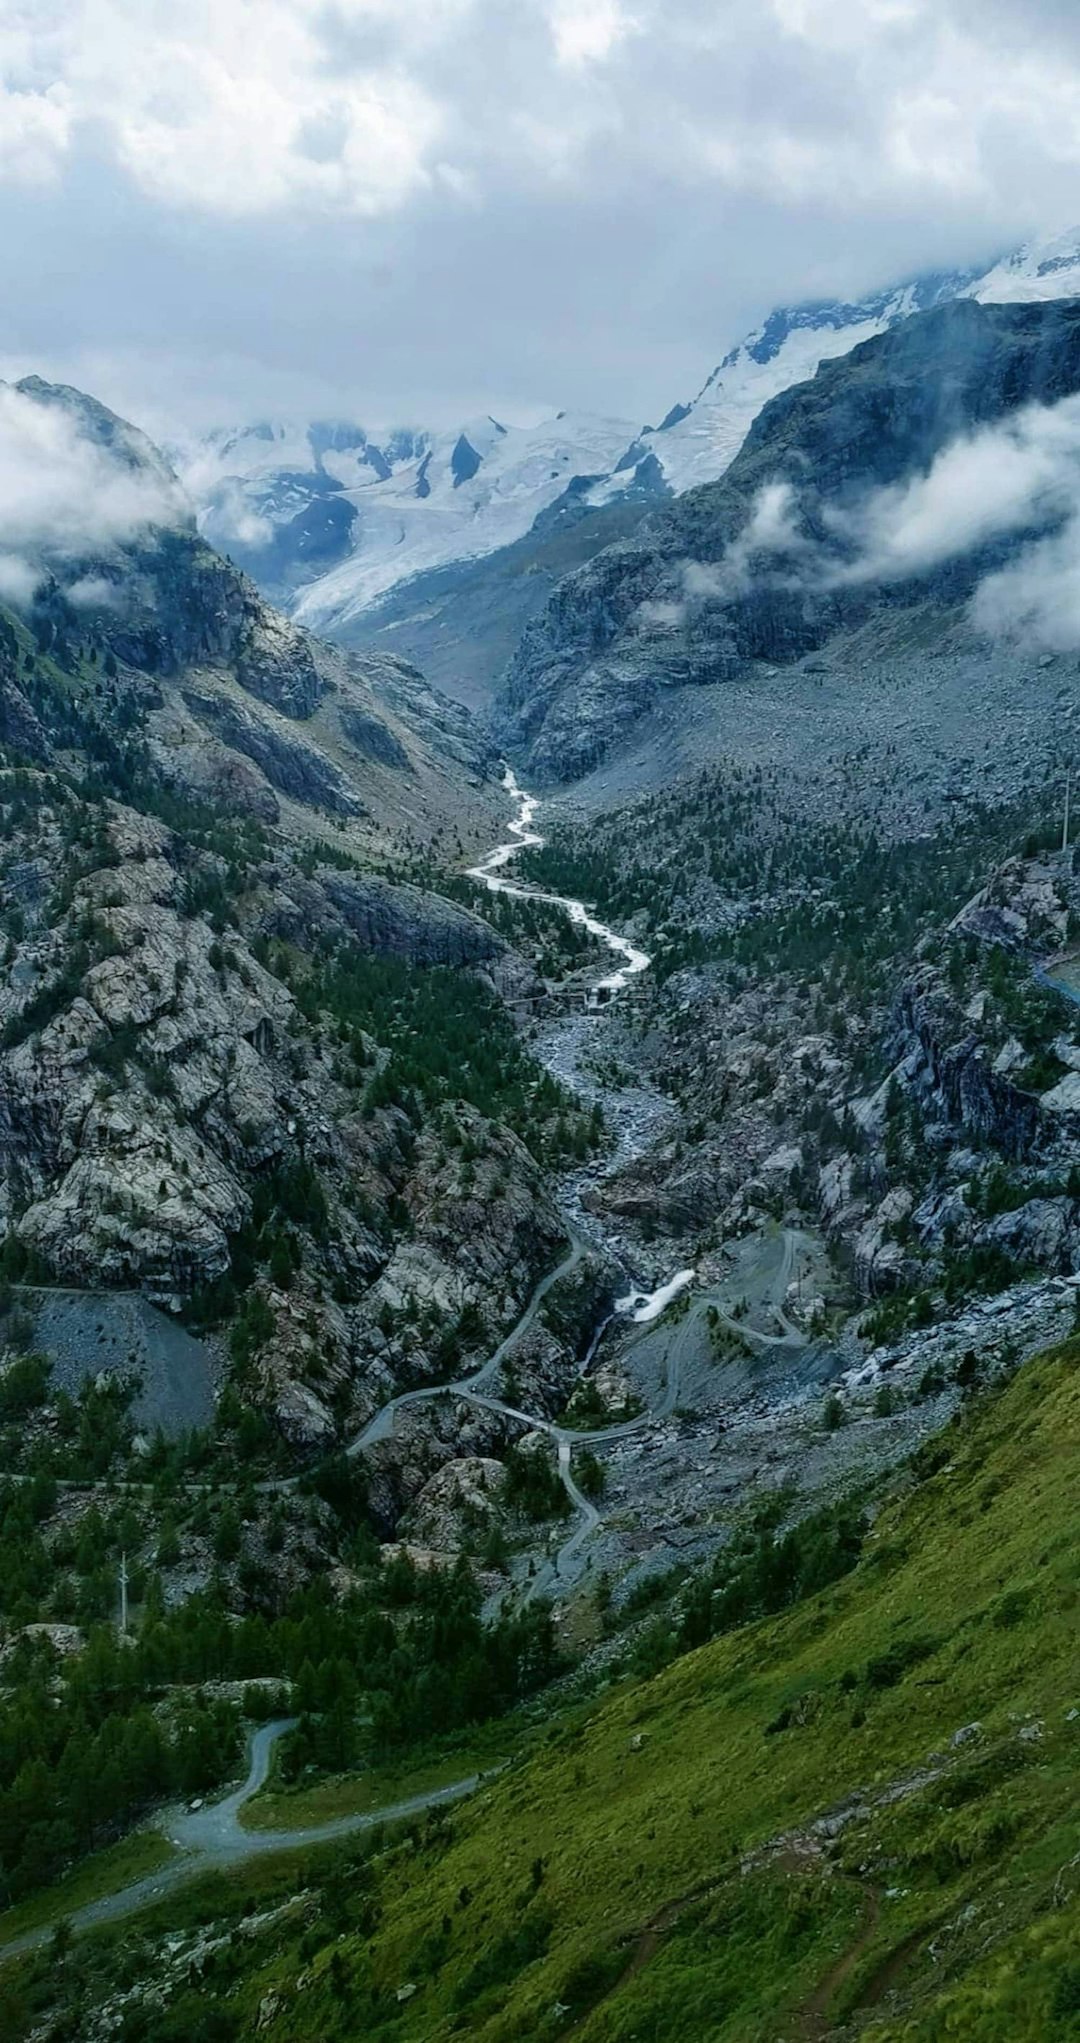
[495,298,1080,788]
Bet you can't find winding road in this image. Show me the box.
[0,1719,487,1964]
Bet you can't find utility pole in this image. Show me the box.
[1065,765,1073,855]
[119,1551,128,1637]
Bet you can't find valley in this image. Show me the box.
[7,291,1080,2043]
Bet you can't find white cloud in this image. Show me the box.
[973,521,1080,650]
[676,481,810,606]
[549,0,635,68]
[0,0,448,217]
[10,0,1080,428]
[0,384,187,572]
[0,554,41,605]
[825,396,1080,583]
[5,0,1080,225]
[673,391,1080,654]
[65,573,121,606]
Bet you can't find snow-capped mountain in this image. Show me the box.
[968,227,1080,306]
[174,410,640,623]
[176,228,1080,681]
[629,230,1080,500]
[614,271,980,499]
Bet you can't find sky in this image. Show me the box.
[4,0,1080,439]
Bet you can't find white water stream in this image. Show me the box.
[468,768,693,1323]
[468,768,651,999]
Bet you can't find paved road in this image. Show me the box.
[0,1720,485,1965]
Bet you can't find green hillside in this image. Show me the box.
[314,1340,1080,2042]
[10,1339,1078,2039]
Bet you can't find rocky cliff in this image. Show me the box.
[495,299,1080,784]
[0,378,599,1456]
[1,378,499,853]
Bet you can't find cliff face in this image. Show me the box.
[0,378,584,1454]
[494,299,1080,784]
[887,972,1048,1162]
[0,781,570,1448]
[2,378,499,852]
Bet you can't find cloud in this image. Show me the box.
[0,385,187,593]
[667,389,1080,651]
[825,395,1080,582]
[65,573,122,607]
[641,481,810,624]
[0,554,41,606]
[549,0,636,68]
[1,1,448,217]
[972,522,1080,650]
[10,0,1080,225]
[8,2,1080,429]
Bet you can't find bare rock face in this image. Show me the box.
[404,1456,506,1550]
[950,857,1070,954]
[317,872,539,999]
[0,780,574,1454]
[363,1397,519,1535]
[888,971,1047,1161]
[852,1188,916,1294]
[235,609,322,720]
[350,1106,569,1389]
[984,1196,1080,1272]
[182,685,368,816]
[0,817,305,1297]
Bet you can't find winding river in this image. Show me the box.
[348,769,698,1563]
[467,767,652,998]
[345,772,702,1569]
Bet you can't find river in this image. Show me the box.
[467,767,693,1324]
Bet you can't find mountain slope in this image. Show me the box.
[18,1333,1080,2039]
[0,376,499,853]
[319,1338,1080,2041]
[494,296,1080,785]
[328,486,654,712]
[174,231,1080,709]
[0,377,613,1452]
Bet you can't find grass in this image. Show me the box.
[219,1337,1080,2040]
[8,1341,1080,2037]
[241,1743,507,1832]
[0,1829,175,1950]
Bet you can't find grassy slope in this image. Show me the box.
[241,1742,510,1833]
[0,1832,175,1947]
[227,1341,1080,2040]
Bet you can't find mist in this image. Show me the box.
[663,391,1080,653]
[0,384,189,603]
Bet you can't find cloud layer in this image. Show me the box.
[0,384,188,600]
[5,2,1080,427]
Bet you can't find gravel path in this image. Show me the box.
[0,1720,485,1964]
